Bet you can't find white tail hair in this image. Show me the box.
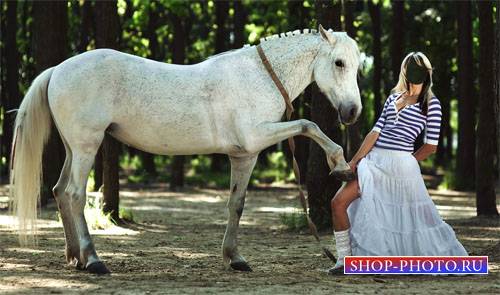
[9,67,54,246]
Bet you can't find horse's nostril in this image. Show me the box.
[349,107,356,118]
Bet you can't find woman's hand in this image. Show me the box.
[348,159,359,173]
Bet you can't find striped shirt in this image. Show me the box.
[371,92,442,152]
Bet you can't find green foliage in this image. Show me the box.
[185,155,230,188]
[119,207,135,223]
[279,209,308,231]
[438,169,458,191]
[252,151,294,185]
[60,192,135,229]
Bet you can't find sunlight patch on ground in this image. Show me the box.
[430,195,475,203]
[90,225,139,236]
[428,188,475,197]
[211,219,257,226]
[4,247,48,254]
[254,206,298,213]
[173,250,211,259]
[0,262,33,270]
[128,205,212,214]
[435,205,477,219]
[178,195,224,203]
[0,215,61,229]
[461,236,500,242]
[0,276,94,291]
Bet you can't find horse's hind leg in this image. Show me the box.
[65,148,110,274]
[222,154,258,272]
[52,138,82,269]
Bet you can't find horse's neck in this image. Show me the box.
[259,35,321,101]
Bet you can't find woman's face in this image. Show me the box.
[406,58,427,84]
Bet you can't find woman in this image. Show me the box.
[328,52,468,274]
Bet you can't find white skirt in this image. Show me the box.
[347,146,468,256]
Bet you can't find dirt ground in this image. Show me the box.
[0,182,499,295]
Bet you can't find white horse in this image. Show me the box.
[10,25,361,274]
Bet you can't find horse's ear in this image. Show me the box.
[319,24,336,46]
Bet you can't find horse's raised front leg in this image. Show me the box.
[222,155,258,272]
[246,119,354,181]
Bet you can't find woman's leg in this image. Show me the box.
[330,179,361,230]
[329,178,360,273]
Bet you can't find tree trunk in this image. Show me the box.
[77,0,93,53]
[495,0,500,188]
[390,0,405,84]
[344,0,362,160]
[0,2,6,179]
[2,1,21,178]
[233,0,246,49]
[306,0,343,230]
[284,0,312,183]
[455,0,476,190]
[170,12,188,191]
[368,0,382,119]
[139,5,161,180]
[94,0,121,222]
[211,0,229,173]
[476,0,499,216]
[33,1,68,207]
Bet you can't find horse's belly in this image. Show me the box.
[108,120,235,156]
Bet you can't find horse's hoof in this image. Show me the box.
[75,261,85,271]
[86,261,111,275]
[331,169,356,181]
[230,261,253,272]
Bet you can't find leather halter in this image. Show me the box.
[256,44,336,263]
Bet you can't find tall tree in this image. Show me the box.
[344,0,362,160]
[495,0,500,186]
[286,0,312,182]
[431,3,454,166]
[306,0,343,230]
[2,1,21,178]
[211,0,230,173]
[476,0,498,216]
[455,1,476,190]
[390,0,405,84]
[233,0,247,49]
[94,0,122,222]
[33,1,68,206]
[169,6,189,191]
[77,0,93,54]
[368,0,383,119]
[141,3,160,180]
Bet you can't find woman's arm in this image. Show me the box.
[412,143,437,161]
[413,96,442,161]
[349,131,380,169]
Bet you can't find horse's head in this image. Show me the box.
[313,25,362,125]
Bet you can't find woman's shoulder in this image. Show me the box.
[386,91,404,102]
[428,95,441,108]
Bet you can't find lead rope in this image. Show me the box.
[256,45,336,263]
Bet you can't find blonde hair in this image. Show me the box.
[391,52,435,115]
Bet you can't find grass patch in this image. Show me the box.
[279,209,308,231]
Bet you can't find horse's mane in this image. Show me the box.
[207,28,323,60]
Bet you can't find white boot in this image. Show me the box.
[328,229,352,275]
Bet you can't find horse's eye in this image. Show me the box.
[335,60,344,68]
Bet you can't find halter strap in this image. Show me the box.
[256,45,294,118]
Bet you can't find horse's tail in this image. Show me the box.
[9,67,54,246]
